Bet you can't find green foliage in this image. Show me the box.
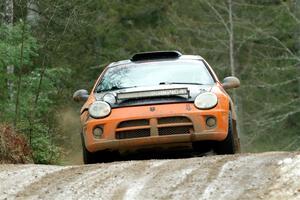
[15,67,71,164]
[0,21,38,121]
[28,124,61,164]
[1,0,299,163]
[0,20,71,164]
[31,0,300,153]
[0,21,38,69]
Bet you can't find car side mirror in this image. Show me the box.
[73,89,89,102]
[222,76,240,89]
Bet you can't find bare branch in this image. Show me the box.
[205,1,230,35]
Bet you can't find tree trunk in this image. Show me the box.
[228,0,235,77]
[14,22,26,127]
[27,0,39,25]
[295,0,300,95]
[228,0,243,143]
[4,0,14,101]
[4,0,13,24]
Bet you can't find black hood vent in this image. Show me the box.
[131,51,182,62]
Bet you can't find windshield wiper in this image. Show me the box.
[159,82,204,85]
[96,86,137,93]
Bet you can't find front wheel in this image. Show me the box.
[192,141,213,153]
[81,133,120,164]
[214,112,237,154]
[81,133,98,164]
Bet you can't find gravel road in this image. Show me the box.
[0,151,300,200]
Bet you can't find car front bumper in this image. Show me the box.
[82,103,229,152]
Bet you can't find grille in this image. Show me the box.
[117,119,149,128]
[158,116,191,124]
[116,129,151,139]
[158,125,193,136]
[115,116,194,139]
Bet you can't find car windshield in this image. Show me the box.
[96,60,214,92]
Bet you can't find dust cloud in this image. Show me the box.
[56,107,83,165]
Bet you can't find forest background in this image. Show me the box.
[0,0,299,164]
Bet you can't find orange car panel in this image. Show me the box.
[82,88,230,152]
[78,54,237,153]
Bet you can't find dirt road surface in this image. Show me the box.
[0,151,300,200]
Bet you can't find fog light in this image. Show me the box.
[206,117,216,127]
[93,127,103,139]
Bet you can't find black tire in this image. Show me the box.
[81,133,120,164]
[192,141,213,153]
[81,133,98,164]
[214,112,236,154]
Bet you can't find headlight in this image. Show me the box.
[103,93,116,105]
[194,92,218,109]
[88,101,111,118]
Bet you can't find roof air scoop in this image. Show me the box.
[131,51,182,62]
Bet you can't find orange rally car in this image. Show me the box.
[73,51,240,164]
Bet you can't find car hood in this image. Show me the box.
[94,84,214,108]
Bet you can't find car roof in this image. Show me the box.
[107,55,204,68]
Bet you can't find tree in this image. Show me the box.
[4,0,14,101]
